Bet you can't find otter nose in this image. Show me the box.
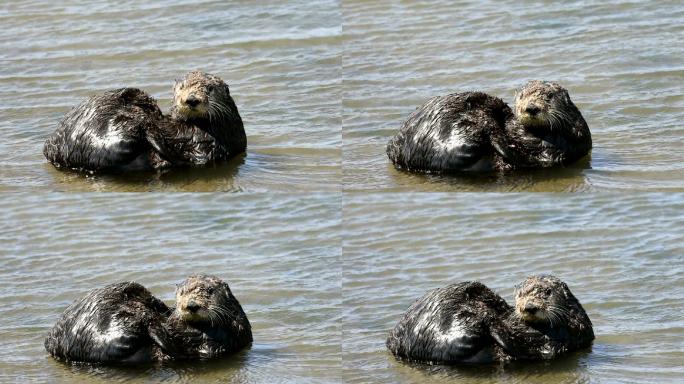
[523,303,539,314]
[525,105,541,115]
[186,301,200,312]
[185,96,201,107]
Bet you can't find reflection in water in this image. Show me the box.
[388,349,592,384]
[386,156,592,192]
[46,153,247,192]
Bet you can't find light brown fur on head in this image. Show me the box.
[514,80,575,129]
[172,71,231,121]
[514,275,572,326]
[175,274,233,324]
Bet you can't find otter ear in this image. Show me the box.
[220,82,231,95]
[562,90,572,104]
[559,281,572,299]
[513,282,522,295]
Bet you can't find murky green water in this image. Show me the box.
[0,0,341,192]
[342,193,684,383]
[342,0,684,191]
[0,194,341,383]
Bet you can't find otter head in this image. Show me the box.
[514,81,577,130]
[175,274,234,325]
[514,275,578,327]
[172,71,232,122]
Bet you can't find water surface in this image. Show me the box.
[0,0,341,192]
[0,193,341,383]
[342,0,684,191]
[342,193,684,383]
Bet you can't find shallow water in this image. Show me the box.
[0,194,341,383]
[342,193,684,383]
[0,0,341,192]
[342,0,684,191]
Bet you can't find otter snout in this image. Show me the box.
[516,297,546,323]
[185,95,201,108]
[523,303,539,314]
[524,104,541,116]
[186,300,201,312]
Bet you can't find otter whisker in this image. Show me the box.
[211,304,237,320]
[208,103,223,123]
[206,309,215,328]
[212,309,230,325]
[209,100,234,121]
[549,305,570,322]
[547,114,555,132]
[206,105,215,125]
[214,100,237,120]
[210,99,232,116]
[546,310,560,329]
[547,307,568,329]
[551,110,569,128]
[211,102,233,123]
[548,111,562,130]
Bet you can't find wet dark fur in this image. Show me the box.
[42,88,162,172]
[386,92,511,172]
[43,71,245,173]
[386,275,594,364]
[45,275,252,364]
[386,81,591,173]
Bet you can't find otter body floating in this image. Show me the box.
[45,275,252,364]
[386,81,591,173]
[43,71,245,173]
[386,275,594,364]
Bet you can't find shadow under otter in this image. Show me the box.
[43,71,246,173]
[45,275,252,364]
[386,275,594,364]
[386,81,592,173]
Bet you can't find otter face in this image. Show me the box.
[172,71,230,121]
[514,275,569,326]
[175,274,232,324]
[514,81,572,129]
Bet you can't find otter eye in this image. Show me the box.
[206,287,214,294]
[207,85,215,93]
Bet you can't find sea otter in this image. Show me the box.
[386,81,591,172]
[44,275,252,364]
[43,71,245,173]
[386,275,594,364]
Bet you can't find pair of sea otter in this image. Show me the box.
[46,274,592,366]
[387,81,592,172]
[45,275,251,363]
[43,71,245,173]
[387,275,594,364]
[45,76,588,174]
